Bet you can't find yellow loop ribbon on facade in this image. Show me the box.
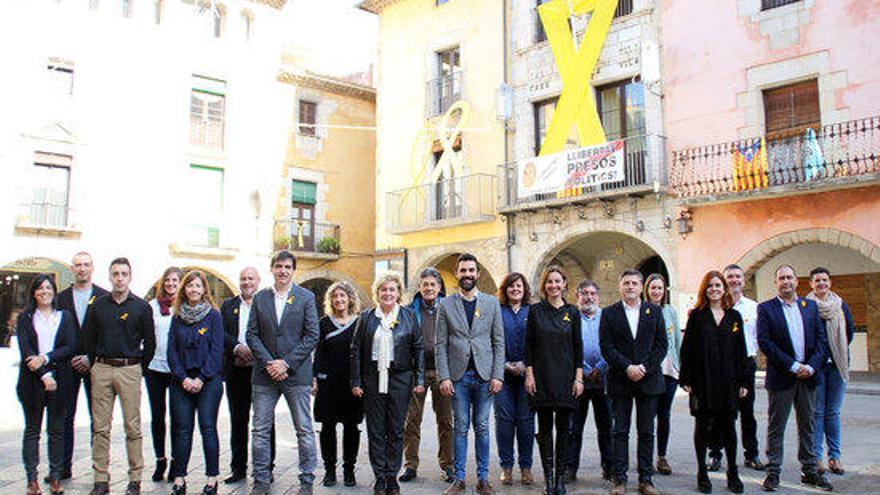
[538,0,617,156]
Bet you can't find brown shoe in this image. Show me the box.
[610,482,626,495]
[656,457,672,476]
[444,480,466,495]
[88,483,109,495]
[817,461,826,475]
[475,479,494,495]
[26,480,42,495]
[500,468,513,485]
[124,481,141,495]
[639,480,660,495]
[49,480,63,495]
[828,459,845,475]
[521,468,534,485]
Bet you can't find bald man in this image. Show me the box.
[221,268,275,484]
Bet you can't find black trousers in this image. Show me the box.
[610,392,658,484]
[568,388,612,474]
[319,421,361,470]
[363,370,411,480]
[62,371,91,471]
[536,407,572,475]
[711,358,758,461]
[225,365,275,475]
[22,391,67,482]
[696,412,737,473]
[144,369,173,460]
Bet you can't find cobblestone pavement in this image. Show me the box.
[1,387,878,494]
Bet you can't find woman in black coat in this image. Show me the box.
[525,265,583,495]
[313,281,364,488]
[17,274,77,495]
[351,272,425,495]
[679,270,749,494]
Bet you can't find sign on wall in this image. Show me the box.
[517,140,624,199]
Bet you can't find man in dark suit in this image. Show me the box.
[757,265,832,492]
[221,267,275,484]
[599,269,667,495]
[246,251,320,495]
[56,251,108,481]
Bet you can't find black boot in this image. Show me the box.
[343,465,356,487]
[697,468,712,494]
[152,458,168,482]
[554,472,567,495]
[727,466,743,494]
[536,433,554,495]
[322,466,337,487]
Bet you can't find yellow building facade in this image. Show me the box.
[362,0,509,294]
[275,68,376,312]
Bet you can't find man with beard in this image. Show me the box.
[437,254,505,495]
[57,251,108,481]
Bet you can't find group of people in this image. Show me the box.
[15,249,854,495]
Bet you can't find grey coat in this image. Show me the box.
[435,291,505,383]
[246,284,320,386]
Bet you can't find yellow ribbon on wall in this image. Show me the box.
[538,0,618,156]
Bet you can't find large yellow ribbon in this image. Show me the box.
[538,0,618,156]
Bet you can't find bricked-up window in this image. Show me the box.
[190,76,226,149]
[761,0,801,11]
[763,79,820,140]
[298,100,317,137]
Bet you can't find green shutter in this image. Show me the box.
[291,180,317,205]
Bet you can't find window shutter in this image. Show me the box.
[291,180,317,205]
[763,80,820,138]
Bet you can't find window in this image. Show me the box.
[290,180,317,251]
[31,154,71,228]
[122,0,133,17]
[614,0,634,18]
[429,47,461,115]
[190,76,226,149]
[534,0,551,43]
[431,143,462,221]
[155,0,164,24]
[597,79,647,187]
[47,61,74,97]
[298,100,317,137]
[761,0,800,11]
[241,10,253,42]
[763,79,820,139]
[187,165,223,247]
[533,97,578,155]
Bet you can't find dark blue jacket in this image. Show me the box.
[501,304,529,365]
[757,297,828,391]
[167,308,224,383]
[16,309,77,407]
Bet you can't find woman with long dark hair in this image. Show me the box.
[166,270,224,495]
[525,265,583,495]
[146,266,183,482]
[17,274,77,495]
[679,271,748,494]
[313,281,364,488]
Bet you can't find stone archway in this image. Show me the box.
[414,252,499,299]
[1,256,72,345]
[145,265,237,303]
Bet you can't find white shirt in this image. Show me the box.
[72,286,93,328]
[273,285,290,325]
[733,296,759,357]
[778,297,806,364]
[33,309,61,358]
[237,298,252,345]
[148,299,172,373]
[623,300,641,339]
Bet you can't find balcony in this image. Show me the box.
[669,116,880,203]
[274,220,341,260]
[498,134,667,213]
[425,71,463,118]
[14,203,80,237]
[386,173,496,234]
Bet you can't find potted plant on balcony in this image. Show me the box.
[317,236,340,254]
[273,234,291,252]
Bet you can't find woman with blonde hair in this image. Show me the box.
[351,272,425,495]
[166,270,224,495]
[313,281,365,488]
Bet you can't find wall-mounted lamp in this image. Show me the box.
[602,201,615,218]
[677,209,694,237]
[636,220,645,232]
[663,215,673,229]
[529,232,538,242]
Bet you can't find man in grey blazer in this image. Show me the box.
[436,253,505,495]
[246,251,320,495]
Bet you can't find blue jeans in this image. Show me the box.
[814,364,846,461]
[252,381,317,485]
[452,370,493,481]
[655,376,678,457]
[169,376,222,477]
[494,377,534,469]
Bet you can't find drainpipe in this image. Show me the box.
[502,0,514,275]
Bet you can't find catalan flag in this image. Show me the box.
[733,138,769,191]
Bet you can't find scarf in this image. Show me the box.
[374,305,399,394]
[178,301,211,326]
[807,291,849,382]
[157,294,174,316]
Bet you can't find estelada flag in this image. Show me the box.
[733,138,769,191]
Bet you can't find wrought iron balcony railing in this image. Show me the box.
[425,71,463,118]
[669,116,880,200]
[498,134,667,212]
[386,173,496,234]
[274,220,341,256]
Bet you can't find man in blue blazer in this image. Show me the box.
[757,265,832,492]
[246,251,320,495]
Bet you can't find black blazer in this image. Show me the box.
[16,309,77,407]
[350,306,425,389]
[599,301,668,396]
[220,296,246,373]
[57,284,108,355]
[757,297,828,391]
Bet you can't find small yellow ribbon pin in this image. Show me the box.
[88,295,96,305]
[563,313,571,322]
[287,295,295,305]
[234,308,239,315]
[390,320,399,329]
[733,322,740,333]
[474,308,481,319]
[645,308,651,315]
[198,327,207,335]
[801,300,806,308]
[120,313,129,321]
